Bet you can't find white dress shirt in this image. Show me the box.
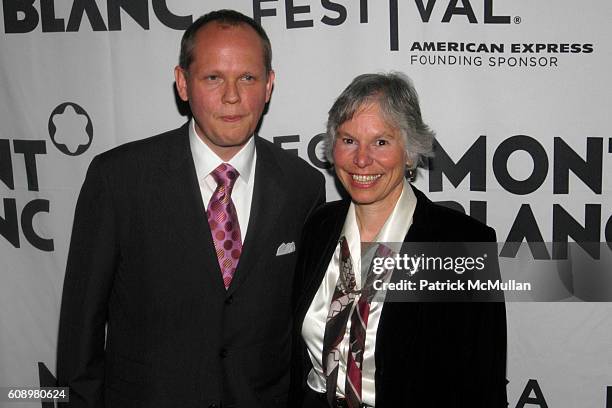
[302,180,417,405]
[188,119,256,242]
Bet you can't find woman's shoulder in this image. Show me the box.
[310,199,348,219]
[412,186,497,242]
[302,199,349,236]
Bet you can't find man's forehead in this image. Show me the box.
[189,22,267,69]
[194,21,259,41]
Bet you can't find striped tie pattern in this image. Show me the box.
[323,238,394,408]
[345,295,369,407]
[206,163,242,289]
[323,237,357,407]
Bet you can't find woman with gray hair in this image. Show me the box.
[324,72,435,178]
[291,73,506,407]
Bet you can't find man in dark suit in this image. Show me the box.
[57,10,325,408]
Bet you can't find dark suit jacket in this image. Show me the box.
[57,123,325,408]
[291,186,507,407]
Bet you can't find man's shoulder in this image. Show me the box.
[94,125,187,167]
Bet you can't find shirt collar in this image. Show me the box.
[376,179,417,243]
[189,118,256,183]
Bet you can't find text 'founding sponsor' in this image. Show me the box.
[408,41,594,68]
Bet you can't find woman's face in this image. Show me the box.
[332,102,408,209]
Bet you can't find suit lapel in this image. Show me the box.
[157,123,227,294]
[225,137,287,296]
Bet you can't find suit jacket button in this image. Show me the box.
[219,348,228,358]
[225,295,233,305]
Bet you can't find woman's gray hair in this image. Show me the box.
[325,72,435,169]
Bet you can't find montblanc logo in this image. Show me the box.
[1,101,94,250]
[3,0,192,33]
[48,102,93,156]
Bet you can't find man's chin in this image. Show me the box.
[201,133,253,149]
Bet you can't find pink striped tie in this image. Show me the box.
[206,163,242,289]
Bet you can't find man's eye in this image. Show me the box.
[341,138,354,145]
[375,139,389,146]
[241,74,255,81]
[205,75,219,81]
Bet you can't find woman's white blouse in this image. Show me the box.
[301,180,417,405]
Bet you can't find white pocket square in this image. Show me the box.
[276,242,296,256]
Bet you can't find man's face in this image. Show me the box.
[175,22,274,161]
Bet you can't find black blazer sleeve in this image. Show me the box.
[57,155,118,407]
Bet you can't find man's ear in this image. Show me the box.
[174,66,189,102]
[265,70,275,103]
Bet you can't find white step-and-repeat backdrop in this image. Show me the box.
[1,1,611,407]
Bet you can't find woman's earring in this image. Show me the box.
[406,167,416,182]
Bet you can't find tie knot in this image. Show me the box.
[211,163,239,191]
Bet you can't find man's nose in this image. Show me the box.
[353,145,373,168]
[222,81,240,104]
